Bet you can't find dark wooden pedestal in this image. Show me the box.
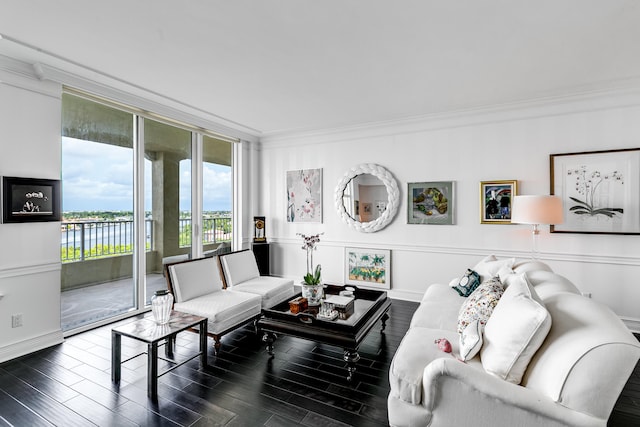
[252,242,270,275]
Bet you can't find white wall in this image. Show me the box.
[0,71,64,362]
[258,91,640,330]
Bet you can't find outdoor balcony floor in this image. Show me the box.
[61,273,166,331]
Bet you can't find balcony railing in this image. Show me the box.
[179,217,233,247]
[61,217,231,262]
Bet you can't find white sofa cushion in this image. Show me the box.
[411,283,466,330]
[220,250,261,286]
[174,290,261,335]
[167,257,222,303]
[389,327,482,405]
[473,255,515,282]
[232,275,295,308]
[481,273,551,384]
[523,292,640,419]
[457,277,504,333]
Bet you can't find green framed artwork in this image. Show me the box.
[408,181,454,225]
[345,247,391,289]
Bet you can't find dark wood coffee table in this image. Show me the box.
[257,284,391,381]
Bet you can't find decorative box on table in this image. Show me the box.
[324,295,354,319]
[289,296,308,314]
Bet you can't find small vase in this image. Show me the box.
[151,290,173,324]
[302,283,323,306]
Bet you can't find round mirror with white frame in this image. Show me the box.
[334,163,400,232]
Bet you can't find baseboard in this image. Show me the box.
[388,289,423,303]
[0,330,64,363]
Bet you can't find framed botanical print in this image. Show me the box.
[550,148,640,234]
[286,168,322,223]
[480,180,517,224]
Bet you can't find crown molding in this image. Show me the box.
[260,77,640,148]
[34,62,259,143]
[0,55,60,98]
[0,37,260,143]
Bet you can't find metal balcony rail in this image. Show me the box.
[61,217,231,262]
[178,217,233,247]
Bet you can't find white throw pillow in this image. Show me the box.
[497,265,516,286]
[480,272,551,384]
[459,319,483,361]
[473,255,515,282]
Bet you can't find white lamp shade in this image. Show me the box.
[511,195,563,225]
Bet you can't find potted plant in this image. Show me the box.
[303,264,322,287]
[298,233,324,305]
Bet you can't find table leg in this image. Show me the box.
[344,350,361,382]
[165,335,174,358]
[148,342,158,399]
[200,320,208,368]
[111,331,121,383]
[262,332,276,356]
[381,312,389,332]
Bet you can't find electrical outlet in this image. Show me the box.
[11,314,23,328]
[582,292,592,299]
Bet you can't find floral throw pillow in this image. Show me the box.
[457,277,504,334]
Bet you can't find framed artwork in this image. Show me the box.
[550,148,640,234]
[2,176,61,223]
[345,247,391,289]
[480,180,517,224]
[408,181,454,225]
[286,168,322,223]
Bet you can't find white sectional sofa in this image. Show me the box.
[388,256,640,427]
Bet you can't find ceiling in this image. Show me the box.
[2,1,640,137]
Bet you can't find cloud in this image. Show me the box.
[62,137,231,212]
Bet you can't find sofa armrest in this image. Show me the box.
[421,358,606,427]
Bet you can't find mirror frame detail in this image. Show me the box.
[334,163,400,232]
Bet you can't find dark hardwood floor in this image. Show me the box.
[1,299,639,426]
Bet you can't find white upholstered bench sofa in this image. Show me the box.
[165,256,262,354]
[388,256,640,427]
[218,249,295,309]
[164,250,295,354]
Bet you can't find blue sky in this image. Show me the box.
[61,137,231,212]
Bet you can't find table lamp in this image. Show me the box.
[511,195,563,259]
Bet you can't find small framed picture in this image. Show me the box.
[345,247,391,289]
[2,176,61,223]
[408,181,454,225]
[480,180,517,224]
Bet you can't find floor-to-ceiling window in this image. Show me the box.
[143,118,192,273]
[60,91,236,332]
[60,94,137,331]
[202,135,233,254]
